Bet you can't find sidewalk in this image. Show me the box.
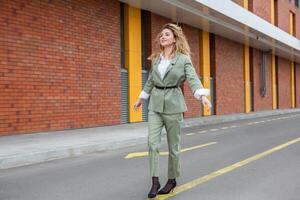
[1,108,299,170]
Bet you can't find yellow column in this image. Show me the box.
[271,0,277,109]
[271,54,277,109]
[289,11,295,108]
[243,0,251,113]
[291,62,295,108]
[244,46,251,113]
[271,0,275,25]
[124,5,142,122]
[243,0,248,9]
[199,30,211,116]
[289,11,294,35]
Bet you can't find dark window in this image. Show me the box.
[141,10,146,70]
[274,0,278,26]
[296,0,299,7]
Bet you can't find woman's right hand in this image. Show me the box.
[133,98,143,111]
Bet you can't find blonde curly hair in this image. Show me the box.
[149,23,191,60]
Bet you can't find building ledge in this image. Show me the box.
[120,0,300,63]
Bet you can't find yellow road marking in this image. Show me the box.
[198,130,207,134]
[186,133,195,136]
[125,142,217,159]
[155,136,300,200]
[221,127,229,130]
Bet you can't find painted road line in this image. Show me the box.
[186,133,195,136]
[181,142,217,153]
[230,125,237,128]
[209,129,219,132]
[125,142,217,159]
[221,127,229,130]
[155,136,300,200]
[198,130,207,134]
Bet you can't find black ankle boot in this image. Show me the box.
[158,179,176,194]
[148,177,161,198]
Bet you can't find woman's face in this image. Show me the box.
[160,28,175,48]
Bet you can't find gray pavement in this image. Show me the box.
[0,108,300,170]
[1,111,300,200]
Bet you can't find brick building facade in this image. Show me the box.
[0,0,299,136]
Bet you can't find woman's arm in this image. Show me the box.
[184,56,211,108]
[134,69,154,111]
[142,71,154,95]
[184,56,205,94]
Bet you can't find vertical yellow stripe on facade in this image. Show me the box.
[243,0,251,113]
[243,0,248,9]
[289,11,295,108]
[271,0,275,25]
[271,54,277,109]
[199,30,211,116]
[124,5,142,122]
[271,0,277,109]
[289,12,294,35]
[291,62,295,108]
[244,46,251,113]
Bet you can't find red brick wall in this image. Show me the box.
[277,58,291,108]
[214,35,244,115]
[252,49,272,111]
[231,0,243,7]
[249,0,271,22]
[277,0,298,34]
[295,4,300,39]
[249,0,272,111]
[249,0,299,39]
[295,63,300,108]
[0,0,121,135]
[150,14,171,55]
[150,13,201,117]
[182,24,201,118]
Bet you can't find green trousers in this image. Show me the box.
[148,111,183,179]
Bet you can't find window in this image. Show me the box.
[296,0,299,7]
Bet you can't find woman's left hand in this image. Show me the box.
[201,96,212,110]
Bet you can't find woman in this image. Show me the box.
[134,23,211,198]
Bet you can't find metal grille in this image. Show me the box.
[261,51,267,97]
[121,68,128,123]
[142,70,149,121]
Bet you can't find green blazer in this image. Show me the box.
[143,52,204,114]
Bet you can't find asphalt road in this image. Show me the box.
[0,113,300,200]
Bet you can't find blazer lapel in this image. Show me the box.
[163,53,180,81]
[153,56,161,78]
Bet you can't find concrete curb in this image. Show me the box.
[1,108,299,170]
